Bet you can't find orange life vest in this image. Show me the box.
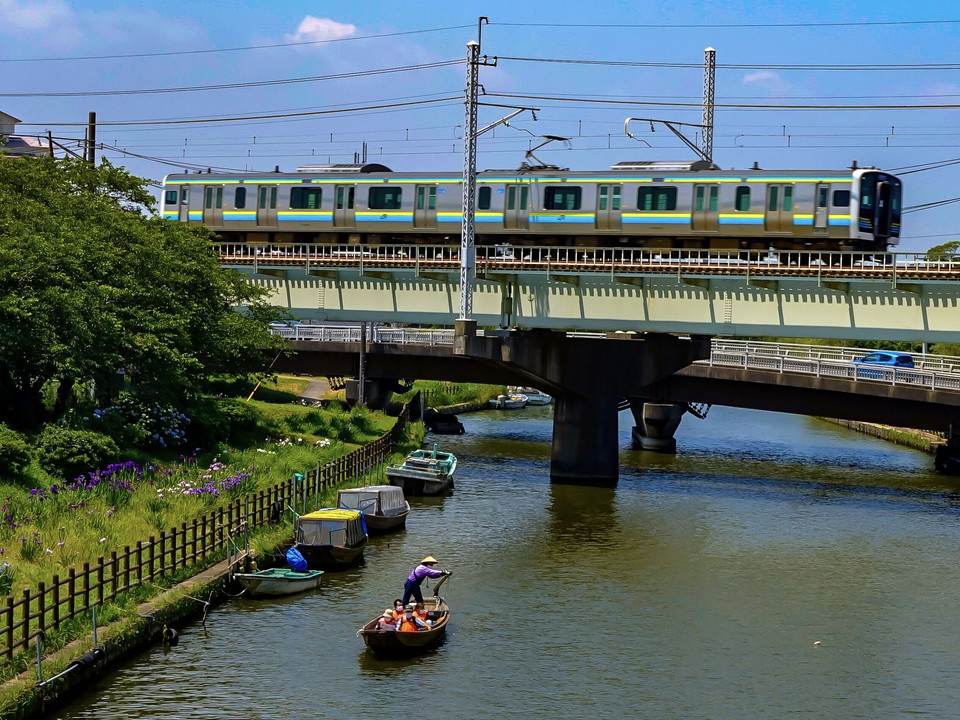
[398,616,418,632]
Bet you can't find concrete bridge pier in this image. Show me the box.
[454,326,709,486]
[628,400,687,453]
[344,378,407,411]
[935,419,960,474]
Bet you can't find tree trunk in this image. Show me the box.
[52,376,76,420]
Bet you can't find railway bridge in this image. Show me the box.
[267,328,960,483]
[221,244,960,485]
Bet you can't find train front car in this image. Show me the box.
[853,168,902,249]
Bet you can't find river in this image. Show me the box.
[58,406,960,719]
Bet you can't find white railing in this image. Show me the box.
[269,324,960,393]
[220,243,960,280]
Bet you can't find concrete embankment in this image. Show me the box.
[3,558,237,720]
[817,418,945,454]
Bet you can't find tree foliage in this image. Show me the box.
[926,240,960,260]
[0,156,286,429]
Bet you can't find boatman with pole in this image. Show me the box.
[402,556,451,606]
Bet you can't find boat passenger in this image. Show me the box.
[398,607,430,632]
[391,598,405,620]
[401,556,451,606]
[414,602,433,627]
[376,611,397,631]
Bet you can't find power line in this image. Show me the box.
[904,197,960,213]
[485,91,960,111]
[491,19,960,29]
[497,55,960,72]
[0,60,461,98]
[0,24,474,63]
[18,97,461,128]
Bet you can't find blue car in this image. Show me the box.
[852,351,915,379]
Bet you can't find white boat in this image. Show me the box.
[487,393,528,409]
[337,485,410,534]
[512,387,552,405]
[233,567,324,597]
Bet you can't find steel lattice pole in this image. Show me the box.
[459,40,480,320]
[701,47,716,166]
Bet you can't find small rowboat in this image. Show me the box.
[337,485,410,535]
[233,567,324,597]
[358,575,451,657]
[386,445,457,496]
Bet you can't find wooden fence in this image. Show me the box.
[0,400,413,660]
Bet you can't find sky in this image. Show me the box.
[2,0,960,252]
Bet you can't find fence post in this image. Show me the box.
[159,532,166,577]
[170,528,177,572]
[68,569,76,619]
[4,597,12,659]
[136,542,143,584]
[123,546,131,591]
[96,557,104,605]
[191,520,198,564]
[82,562,90,610]
[21,588,30,649]
[181,523,188,568]
[201,516,208,560]
[52,575,60,629]
[110,551,118,598]
[37,581,46,636]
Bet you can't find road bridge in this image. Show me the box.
[271,329,960,480]
[223,243,960,343]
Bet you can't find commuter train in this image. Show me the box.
[161,160,902,251]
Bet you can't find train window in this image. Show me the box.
[291,187,323,209]
[235,187,246,209]
[164,190,178,206]
[637,187,677,211]
[833,190,850,207]
[612,186,621,211]
[259,186,278,209]
[204,187,213,209]
[543,186,581,210]
[180,188,189,204]
[782,186,793,212]
[478,186,491,210]
[860,182,874,210]
[735,187,750,211]
[369,187,402,210]
[768,186,779,212]
[817,187,829,208]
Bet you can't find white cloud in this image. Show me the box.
[0,0,73,30]
[284,16,356,45]
[742,70,789,95]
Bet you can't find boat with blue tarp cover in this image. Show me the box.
[294,508,368,569]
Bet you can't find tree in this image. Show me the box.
[926,240,960,260]
[0,156,287,429]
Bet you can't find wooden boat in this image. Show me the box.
[294,508,368,569]
[358,575,451,656]
[337,485,410,535]
[386,445,457,496]
[233,567,324,597]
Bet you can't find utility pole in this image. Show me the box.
[86,111,96,164]
[701,48,716,167]
[459,39,482,323]
[358,321,367,407]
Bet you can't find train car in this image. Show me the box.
[161,160,901,252]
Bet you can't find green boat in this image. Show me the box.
[233,567,324,597]
[386,445,457,496]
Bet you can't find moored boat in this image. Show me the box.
[357,575,451,656]
[233,567,324,597]
[513,387,552,405]
[487,393,528,409]
[337,485,410,535]
[423,408,465,435]
[386,445,457,496]
[294,508,368,569]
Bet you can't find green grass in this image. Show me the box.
[395,381,504,409]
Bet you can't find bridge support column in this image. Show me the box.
[344,379,395,411]
[454,329,710,486]
[628,401,686,453]
[935,438,960,475]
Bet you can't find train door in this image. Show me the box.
[764,184,794,232]
[179,186,191,222]
[333,185,355,227]
[257,185,278,226]
[814,184,829,233]
[504,184,529,230]
[414,185,438,229]
[202,186,223,225]
[595,184,622,230]
[875,182,892,237]
[692,184,719,232]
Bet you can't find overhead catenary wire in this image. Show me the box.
[0,24,474,63]
[0,60,461,98]
[495,55,960,72]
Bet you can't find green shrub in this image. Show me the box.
[183,396,230,449]
[35,426,119,480]
[0,425,31,476]
[216,398,268,446]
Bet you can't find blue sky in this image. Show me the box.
[3,0,960,252]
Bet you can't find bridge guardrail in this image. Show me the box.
[267,324,960,393]
[220,242,960,282]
